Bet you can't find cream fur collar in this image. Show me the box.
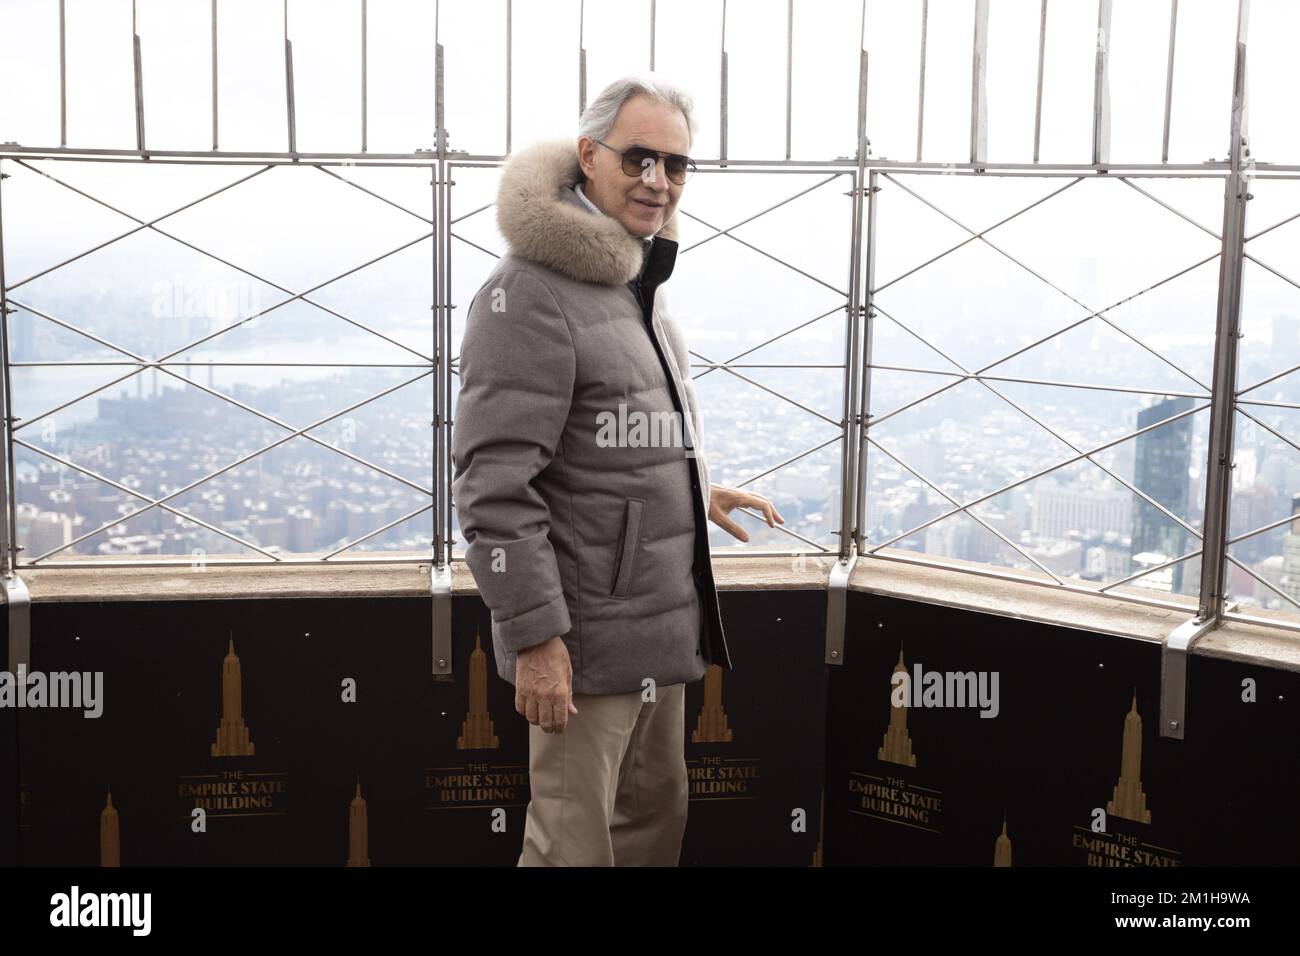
[494,138,680,286]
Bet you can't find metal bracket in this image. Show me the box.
[430,562,453,681]
[824,547,858,666]
[3,571,30,674]
[1160,614,1218,740]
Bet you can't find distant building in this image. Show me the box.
[1279,494,1300,607]
[1131,396,1194,593]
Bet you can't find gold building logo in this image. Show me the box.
[1107,691,1152,824]
[100,790,120,867]
[211,638,255,757]
[457,631,499,749]
[692,664,733,743]
[878,649,918,767]
[347,780,370,867]
[994,814,1012,867]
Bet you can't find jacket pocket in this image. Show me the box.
[610,497,646,599]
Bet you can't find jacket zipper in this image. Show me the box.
[629,274,728,667]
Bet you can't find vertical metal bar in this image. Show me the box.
[59,0,67,147]
[1033,0,1047,163]
[284,0,296,154]
[1164,18,1242,738]
[854,168,879,557]
[1162,0,1179,163]
[0,162,16,575]
[0,168,25,674]
[1093,0,1113,167]
[971,0,989,166]
[719,0,728,165]
[435,43,445,155]
[846,0,870,555]
[579,0,586,118]
[785,0,793,161]
[132,1,146,154]
[916,0,928,162]
[1194,0,1251,626]
[506,0,512,154]
[839,42,868,562]
[433,2,443,563]
[0,162,29,693]
[650,0,656,72]
[826,13,870,668]
[211,0,219,150]
[430,17,451,678]
[434,33,445,556]
[432,15,441,560]
[361,0,368,152]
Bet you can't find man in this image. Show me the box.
[452,74,783,867]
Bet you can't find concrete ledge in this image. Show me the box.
[849,549,1300,674]
[8,549,1300,673]
[10,551,830,603]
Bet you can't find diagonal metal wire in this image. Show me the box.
[15,438,282,562]
[1,162,443,539]
[867,298,1207,432]
[975,375,1205,540]
[679,207,847,297]
[1098,546,1203,594]
[861,231,1219,431]
[1225,550,1300,615]
[872,175,1085,296]
[692,304,846,382]
[5,161,274,290]
[6,298,435,498]
[1220,405,1300,546]
[865,433,1067,583]
[320,502,433,560]
[678,173,845,258]
[20,367,433,562]
[683,345,841,427]
[316,164,434,224]
[868,398,1208,553]
[8,158,436,365]
[878,171,1216,394]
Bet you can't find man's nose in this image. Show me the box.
[643,160,670,190]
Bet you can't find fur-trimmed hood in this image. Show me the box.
[495,138,680,286]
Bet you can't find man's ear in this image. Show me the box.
[576,137,596,180]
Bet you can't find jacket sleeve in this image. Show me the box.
[452,269,575,653]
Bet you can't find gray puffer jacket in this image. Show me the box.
[451,137,732,695]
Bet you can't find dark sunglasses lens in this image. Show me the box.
[622,148,658,178]
[665,157,690,183]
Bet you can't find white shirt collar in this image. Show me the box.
[574,183,654,247]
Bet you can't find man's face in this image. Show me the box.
[577,94,691,239]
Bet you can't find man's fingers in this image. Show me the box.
[716,512,748,542]
[515,684,527,717]
[539,699,555,734]
[550,698,568,734]
[525,693,540,726]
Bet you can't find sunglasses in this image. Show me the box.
[594,138,697,186]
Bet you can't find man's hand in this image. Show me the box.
[707,484,785,542]
[515,635,579,734]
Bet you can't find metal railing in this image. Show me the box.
[1,0,1298,649]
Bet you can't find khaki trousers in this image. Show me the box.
[517,681,688,866]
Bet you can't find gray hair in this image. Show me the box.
[578,73,698,151]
